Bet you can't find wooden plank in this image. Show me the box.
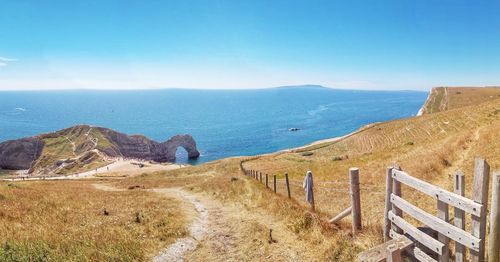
[259,172,262,183]
[265,174,268,188]
[388,211,445,255]
[285,173,291,198]
[453,170,466,262]
[413,247,438,262]
[357,235,413,262]
[392,166,403,234]
[329,206,352,224]
[385,167,394,241]
[392,169,482,217]
[436,200,449,262]
[350,168,362,234]
[391,194,480,251]
[488,172,500,262]
[470,158,490,262]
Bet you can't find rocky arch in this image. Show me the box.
[155,134,200,163]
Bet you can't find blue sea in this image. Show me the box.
[0,86,427,164]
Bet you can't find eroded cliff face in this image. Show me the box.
[0,125,200,173]
[159,134,201,162]
[97,127,200,162]
[0,138,44,170]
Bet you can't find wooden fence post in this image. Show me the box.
[392,165,403,234]
[350,168,362,235]
[265,174,269,189]
[273,175,277,193]
[285,173,291,198]
[386,243,403,262]
[470,158,490,262]
[260,172,262,183]
[488,171,500,262]
[454,170,466,262]
[384,167,394,241]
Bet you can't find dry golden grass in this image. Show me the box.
[0,180,188,261]
[422,86,500,114]
[108,158,367,261]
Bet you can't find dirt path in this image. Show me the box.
[152,188,208,262]
[182,185,318,262]
[450,127,481,172]
[159,187,318,261]
[92,183,318,262]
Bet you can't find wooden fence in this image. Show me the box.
[359,158,500,262]
[243,167,363,236]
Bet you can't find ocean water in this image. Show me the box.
[0,87,427,164]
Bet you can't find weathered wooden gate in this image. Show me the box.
[359,158,498,262]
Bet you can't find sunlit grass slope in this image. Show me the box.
[0,180,187,261]
[422,86,500,114]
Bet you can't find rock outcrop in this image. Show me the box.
[162,134,201,162]
[0,125,200,173]
[0,137,44,170]
[97,127,200,162]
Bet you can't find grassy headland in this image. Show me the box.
[421,86,500,114]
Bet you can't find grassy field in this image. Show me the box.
[422,86,500,114]
[422,86,446,113]
[0,180,188,261]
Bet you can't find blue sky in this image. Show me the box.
[1,0,499,90]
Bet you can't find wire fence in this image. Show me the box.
[241,166,387,235]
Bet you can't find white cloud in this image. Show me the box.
[0,57,18,62]
[0,56,18,67]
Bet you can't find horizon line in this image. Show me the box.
[0,84,432,92]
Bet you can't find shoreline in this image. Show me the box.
[416,89,432,116]
[1,158,186,181]
[280,122,380,153]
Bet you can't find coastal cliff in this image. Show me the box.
[419,86,500,115]
[0,125,200,175]
[0,137,44,170]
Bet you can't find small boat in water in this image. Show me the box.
[289,127,300,131]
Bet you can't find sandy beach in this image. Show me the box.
[2,158,186,181]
